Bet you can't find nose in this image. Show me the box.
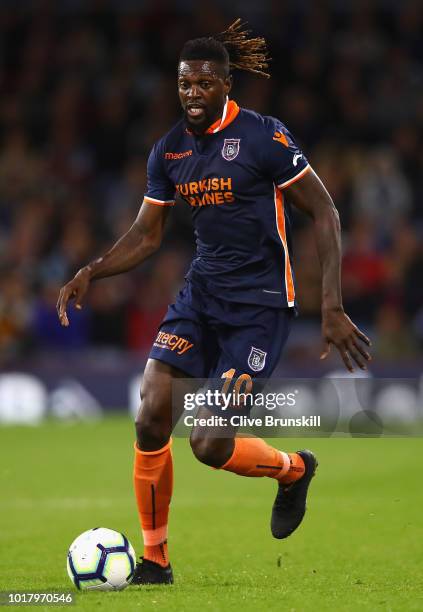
[187,85,200,99]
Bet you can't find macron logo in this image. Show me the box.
[164,150,193,160]
[293,153,302,167]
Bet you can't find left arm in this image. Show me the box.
[285,168,371,372]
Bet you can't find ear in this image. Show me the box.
[224,74,233,95]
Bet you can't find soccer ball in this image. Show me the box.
[67,527,136,591]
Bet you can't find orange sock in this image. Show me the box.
[133,440,173,567]
[221,437,305,484]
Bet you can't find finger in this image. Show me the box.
[320,342,331,360]
[58,292,68,319]
[57,289,66,320]
[74,286,85,310]
[337,344,354,372]
[58,306,69,326]
[56,289,63,316]
[346,339,367,370]
[57,302,69,326]
[352,338,371,362]
[58,288,72,325]
[353,326,371,346]
[74,292,83,310]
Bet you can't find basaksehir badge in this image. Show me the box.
[248,347,267,372]
[222,139,240,161]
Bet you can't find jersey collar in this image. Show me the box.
[185,99,240,136]
[205,99,240,134]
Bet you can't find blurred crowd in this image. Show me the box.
[0,0,422,366]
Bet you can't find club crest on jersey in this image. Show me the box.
[222,139,240,161]
[248,347,267,372]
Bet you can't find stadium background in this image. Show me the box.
[0,0,422,415]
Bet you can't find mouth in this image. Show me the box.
[186,104,206,119]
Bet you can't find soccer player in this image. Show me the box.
[57,20,371,585]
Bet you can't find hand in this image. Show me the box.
[56,268,91,327]
[320,307,371,372]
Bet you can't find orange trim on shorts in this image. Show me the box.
[274,186,295,306]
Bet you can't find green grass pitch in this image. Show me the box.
[0,417,422,611]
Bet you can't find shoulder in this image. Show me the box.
[238,108,289,137]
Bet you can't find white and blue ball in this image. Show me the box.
[67,528,136,591]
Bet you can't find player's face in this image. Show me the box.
[178,60,232,133]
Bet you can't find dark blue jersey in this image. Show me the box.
[144,99,310,308]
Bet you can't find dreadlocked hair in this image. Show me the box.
[179,18,271,79]
[215,18,271,78]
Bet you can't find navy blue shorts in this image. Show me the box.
[149,281,293,380]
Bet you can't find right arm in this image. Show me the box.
[57,202,170,327]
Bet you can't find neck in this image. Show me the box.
[207,98,229,134]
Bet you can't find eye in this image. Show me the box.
[200,81,211,89]
[179,81,189,90]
